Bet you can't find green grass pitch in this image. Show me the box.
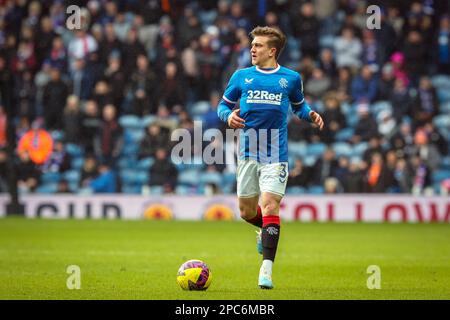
[0,217,449,299]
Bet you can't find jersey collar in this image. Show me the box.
[255,64,280,74]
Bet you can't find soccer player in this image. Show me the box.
[217,26,324,289]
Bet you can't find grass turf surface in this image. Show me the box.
[0,217,449,300]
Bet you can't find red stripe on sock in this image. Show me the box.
[263,215,280,227]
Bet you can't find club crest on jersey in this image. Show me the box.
[244,78,254,84]
[279,78,288,88]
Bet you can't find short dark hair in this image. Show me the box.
[249,26,287,59]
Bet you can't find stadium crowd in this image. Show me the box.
[0,0,449,196]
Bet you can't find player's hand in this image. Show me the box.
[309,111,324,131]
[227,108,245,129]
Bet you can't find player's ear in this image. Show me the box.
[269,47,276,58]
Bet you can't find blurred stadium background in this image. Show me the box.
[0,0,450,301]
[0,0,449,202]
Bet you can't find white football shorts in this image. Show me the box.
[236,159,288,198]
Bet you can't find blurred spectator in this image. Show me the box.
[89,163,118,193]
[390,52,409,87]
[324,177,341,194]
[138,123,169,159]
[334,27,362,69]
[68,29,98,72]
[149,148,178,192]
[17,119,53,165]
[0,106,7,148]
[287,159,310,188]
[352,103,378,143]
[311,147,338,186]
[122,27,147,77]
[56,179,71,193]
[80,100,101,152]
[128,54,158,116]
[393,158,413,193]
[403,30,427,84]
[378,63,395,101]
[42,67,69,130]
[351,65,377,103]
[363,135,383,163]
[41,141,71,174]
[320,94,346,143]
[365,152,392,193]
[79,155,99,188]
[333,66,352,103]
[434,15,450,74]
[14,70,36,119]
[203,91,224,131]
[410,155,432,195]
[319,48,337,80]
[94,105,123,167]
[423,121,448,156]
[291,2,320,58]
[305,67,331,100]
[412,76,439,127]
[63,95,82,144]
[334,156,350,190]
[377,109,397,140]
[410,128,441,171]
[104,54,126,110]
[0,149,8,192]
[389,78,413,123]
[158,62,186,112]
[91,80,113,111]
[16,151,40,193]
[344,160,365,193]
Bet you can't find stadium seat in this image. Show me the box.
[309,186,325,194]
[41,171,61,184]
[50,130,65,141]
[289,141,308,158]
[142,115,157,128]
[137,157,155,171]
[71,157,84,170]
[303,155,318,167]
[119,115,141,129]
[134,171,149,185]
[306,143,327,157]
[432,170,450,184]
[286,186,306,194]
[352,142,368,158]
[190,101,210,116]
[178,169,201,186]
[121,185,142,194]
[120,169,139,185]
[433,114,450,130]
[36,183,58,194]
[63,170,80,184]
[441,156,450,170]
[437,89,450,103]
[332,142,352,157]
[199,172,222,186]
[431,74,450,89]
[65,143,84,157]
[371,101,393,115]
[441,101,450,114]
[335,128,354,142]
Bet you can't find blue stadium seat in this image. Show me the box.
[50,130,65,141]
[433,114,450,130]
[303,155,318,167]
[71,157,84,170]
[437,89,450,103]
[332,142,352,157]
[441,156,450,170]
[65,143,83,157]
[335,128,354,142]
[306,143,326,157]
[134,171,149,185]
[432,170,450,184]
[309,186,325,194]
[431,75,450,89]
[199,172,222,186]
[286,186,306,194]
[142,115,157,128]
[289,142,308,158]
[441,101,450,114]
[371,101,392,115]
[119,115,141,129]
[178,169,201,186]
[137,157,155,170]
[41,171,61,184]
[190,101,210,116]
[63,170,80,184]
[36,183,58,194]
[352,142,368,158]
[121,185,142,194]
[120,169,139,185]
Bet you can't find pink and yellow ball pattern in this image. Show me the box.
[176,259,212,291]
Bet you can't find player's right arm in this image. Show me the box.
[217,70,245,129]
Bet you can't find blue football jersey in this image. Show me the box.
[217,65,313,163]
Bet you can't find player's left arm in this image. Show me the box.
[290,74,324,130]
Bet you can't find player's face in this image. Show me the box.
[250,36,276,67]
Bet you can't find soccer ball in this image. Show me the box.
[176,259,212,291]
